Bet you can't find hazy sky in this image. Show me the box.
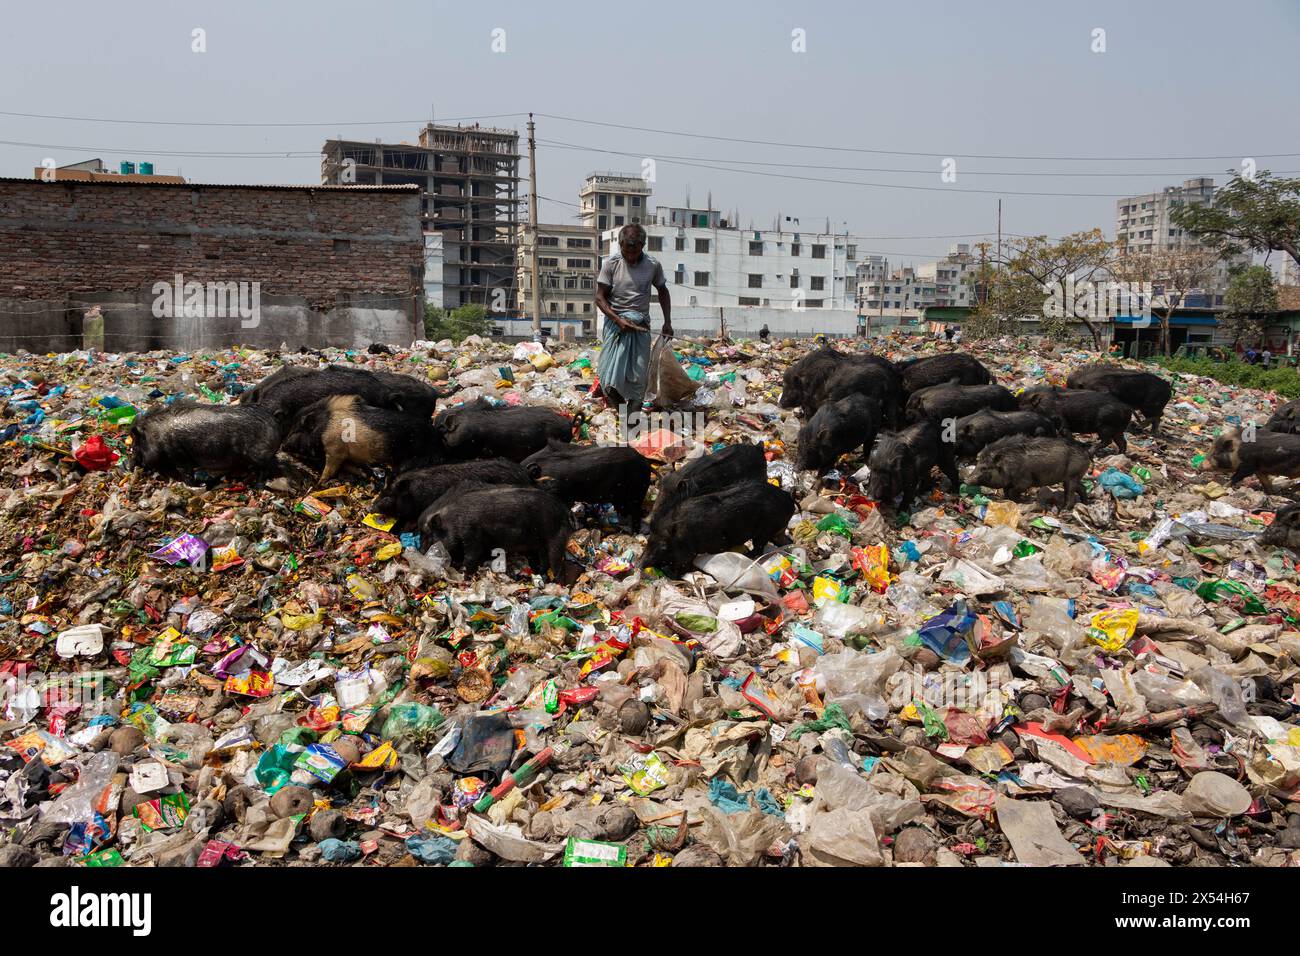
[3,0,1298,265]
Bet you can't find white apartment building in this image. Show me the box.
[1116,178,1216,252]
[600,206,860,310]
[579,172,651,234]
[915,244,977,307]
[517,222,599,335]
[858,245,976,311]
[1116,178,1244,300]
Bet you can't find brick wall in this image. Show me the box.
[0,178,424,311]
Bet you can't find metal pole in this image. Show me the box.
[527,113,541,342]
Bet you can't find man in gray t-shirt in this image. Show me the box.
[594,223,673,409]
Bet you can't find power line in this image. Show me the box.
[0,110,526,128]
[0,138,320,158]
[537,138,1292,179]
[535,113,1300,163]
[540,146,1161,199]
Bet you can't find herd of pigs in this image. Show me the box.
[125,347,1300,573]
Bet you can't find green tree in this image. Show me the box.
[1223,264,1278,346]
[996,230,1117,351]
[1171,170,1300,269]
[424,303,492,342]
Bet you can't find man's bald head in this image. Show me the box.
[618,223,647,262]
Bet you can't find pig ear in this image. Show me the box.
[526,462,543,480]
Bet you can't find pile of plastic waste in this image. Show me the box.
[2,331,1299,869]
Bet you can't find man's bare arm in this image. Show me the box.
[657,285,673,337]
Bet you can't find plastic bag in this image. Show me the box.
[813,646,902,720]
[645,337,700,410]
[694,552,781,601]
[381,702,445,742]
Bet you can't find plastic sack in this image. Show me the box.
[645,337,700,410]
[42,752,119,823]
[1098,468,1144,499]
[694,552,780,601]
[813,645,902,720]
[381,702,445,742]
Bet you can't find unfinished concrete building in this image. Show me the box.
[322,124,521,311]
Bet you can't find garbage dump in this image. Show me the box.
[3,332,1300,869]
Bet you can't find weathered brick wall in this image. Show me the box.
[0,179,424,310]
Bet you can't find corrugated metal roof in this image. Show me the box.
[0,176,418,193]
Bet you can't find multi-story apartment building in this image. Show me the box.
[915,244,977,307]
[517,222,600,336]
[600,205,860,310]
[579,172,651,234]
[858,245,977,312]
[322,124,521,310]
[1115,178,1244,300]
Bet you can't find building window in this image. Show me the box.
[738,296,760,306]
[549,302,558,312]
[598,195,608,209]
[790,275,799,288]
[567,258,590,269]
[566,302,574,312]
[811,276,825,291]
[538,236,559,247]
[583,302,591,312]
[806,299,824,308]
[694,271,709,286]
[598,215,607,230]
[631,197,640,207]
[615,195,625,206]
[791,243,800,256]
[695,238,711,253]
[846,245,857,259]
[614,216,624,226]
[749,241,763,256]
[333,239,351,253]
[675,236,686,251]
[812,244,826,259]
[648,236,663,251]
[567,238,592,248]
[539,257,558,267]
[674,266,685,285]
[748,274,763,288]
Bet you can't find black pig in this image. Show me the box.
[953,408,1058,459]
[1065,365,1173,433]
[370,458,532,530]
[905,381,1018,424]
[418,484,574,576]
[866,420,961,506]
[896,353,994,394]
[1264,398,1300,435]
[968,435,1091,509]
[522,440,653,526]
[641,481,795,576]
[130,401,281,481]
[653,442,768,518]
[795,393,881,473]
[1019,386,1132,454]
[1260,503,1300,550]
[806,359,903,426]
[1207,426,1300,494]
[241,365,439,425]
[435,398,573,461]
